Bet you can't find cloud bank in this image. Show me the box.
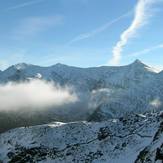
[109,0,159,65]
[0,80,78,111]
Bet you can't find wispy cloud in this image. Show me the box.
[129,43,163,57]
[13,15,63,39]
[109,0,161,65]
[67,11,132,45]
[5,0,46,11]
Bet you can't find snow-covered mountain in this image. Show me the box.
[0,59,157,90]
[0,111,162,162]
[0,60,163,162]
[0,60,163,129]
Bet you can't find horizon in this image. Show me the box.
[0,59,162,73]
[0,0,163,70]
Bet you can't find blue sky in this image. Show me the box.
[0,0,163,70]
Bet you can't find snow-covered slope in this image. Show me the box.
[0,112,162,163]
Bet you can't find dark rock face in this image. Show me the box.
[153,121,163,141]
[87,105,113,122]
[134,147,150,163]
[155,147,163,161]
[98,127,110,141]
[135,120,163,163]
[8,146,56,163]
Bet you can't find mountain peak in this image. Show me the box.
[129,59,158,73]
[132,59,145,66]
[53,63,68,68]
[55,63,64,66]
[14,63,31,70]
[129,59,149,69]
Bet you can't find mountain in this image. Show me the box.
[0,60,163,132]
[0,112,162,162]
[0,59,157,90]
[0,60,163,162]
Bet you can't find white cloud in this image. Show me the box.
[5,0,46,11]
[67,11,132,45]
[109,0,160,65]
[0,79,78,111]
[150,98,161,108]
[129,43,163,57]
[14,15,63,39]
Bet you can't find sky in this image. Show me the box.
[0,0,163,70]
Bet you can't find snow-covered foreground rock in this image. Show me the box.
[0,112,162,163]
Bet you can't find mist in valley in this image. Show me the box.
[0,79,93,133]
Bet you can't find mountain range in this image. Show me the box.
[0,59,162,119]
[0,60,163,162]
